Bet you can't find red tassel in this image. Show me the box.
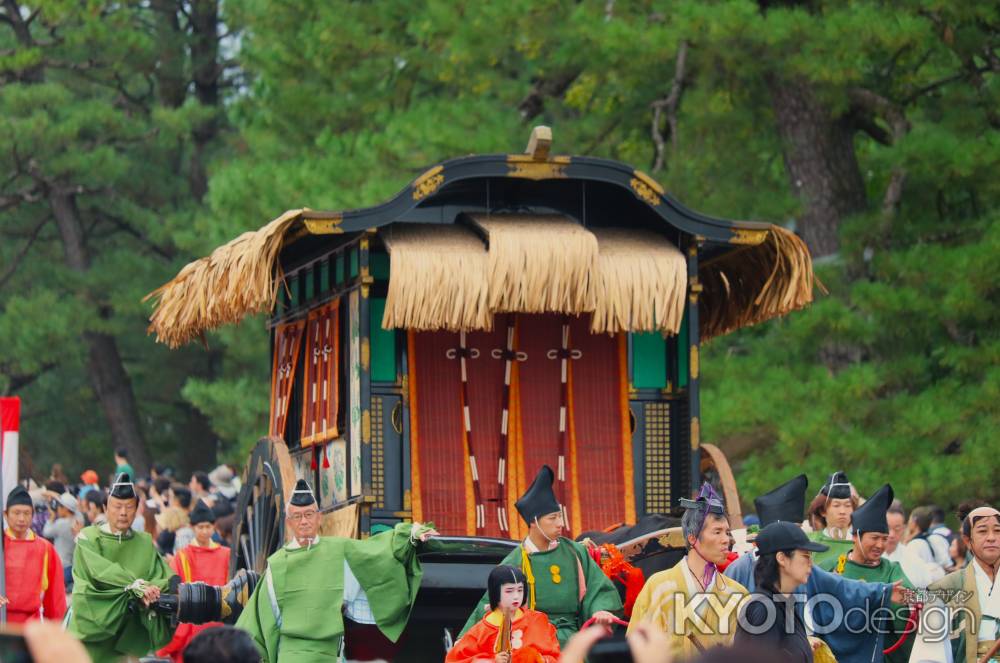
[598,543,646,618]
[322,445,331,468]
[717,550,740,573]
[311,447,318,470]
[621,565,646,618]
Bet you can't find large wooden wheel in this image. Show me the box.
[699,442,743,528]
[230,437,296,577]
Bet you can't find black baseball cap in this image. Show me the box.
[755,521,829,555]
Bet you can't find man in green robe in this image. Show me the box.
[68,473,177,662]
[236,479,440,662]
[819,484,916,663]
[459,465,623,646]
[808,470,858,567]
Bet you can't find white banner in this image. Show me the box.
[0,397,20,509]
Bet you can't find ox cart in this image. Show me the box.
[147,126,817,659]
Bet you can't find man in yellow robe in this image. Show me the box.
[629,483,748,661]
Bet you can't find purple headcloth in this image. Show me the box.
[679,482,727,588]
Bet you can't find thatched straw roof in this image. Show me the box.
[145,210,818,346]
[381,224,491,332]
[144,209,304,348]
[699,225,819,340]
[379,216,692,333]
[589,229,687,335]
[468,214,597,314]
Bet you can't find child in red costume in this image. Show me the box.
[156,500,230,662]
[447,565,560,663]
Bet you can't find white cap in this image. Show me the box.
[57,492,79,513]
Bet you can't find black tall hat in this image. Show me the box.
[755,474,808,527]
[5,485,32,509]
[109,472,137,500]
[288,479,316,507]
[515,466,561,524]
[819,471,853,500]
[189,499,216,525]
[852,484,894,534]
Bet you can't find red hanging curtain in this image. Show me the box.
[269,321,305,439]
[566,317,632,532]
[514,314,568,525]
[301,300,340,446]
[408,329,470,535]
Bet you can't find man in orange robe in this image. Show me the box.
[447,565,560,663]
[1,485,66,622]
[156,500,230,661]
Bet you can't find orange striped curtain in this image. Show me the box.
[301,300,340,446]
[269,320,305,439]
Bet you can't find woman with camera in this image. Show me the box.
[42,491,82,590]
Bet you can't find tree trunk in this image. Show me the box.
[2,0,42,83]
[174,348,222,477]
[188,0,221,201]
[176,402,218,478]
[767,76,868,258]
[152,0,186,109]
[49,191,152,476]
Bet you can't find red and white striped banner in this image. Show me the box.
[0,397,20,509]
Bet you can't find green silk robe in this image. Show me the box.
[68,524,177,663]
[819,554,915,663]
[808,529,856,568]
[236,522,433,663]
[459,537,623,646]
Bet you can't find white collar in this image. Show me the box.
[523,536,558,553]
[823,526,853,541]
[973,557,1000,642]
[680,556,702,595]
[287,536,318,550]
[99,522,132,537]
[973,558,1000,599]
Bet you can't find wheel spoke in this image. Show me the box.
[234,439,294,574]
[256,484,264,556]
[241,535,252,573]
[247,505,257,568]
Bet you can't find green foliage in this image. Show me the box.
[703,217,1000,513]
[213,0,997,516]
[2,0,997,520]
[0,2,242,475]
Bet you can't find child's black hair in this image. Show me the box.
[488,564,528,611]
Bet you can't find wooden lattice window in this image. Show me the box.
[301,300,340,446]
[270,321,305,439]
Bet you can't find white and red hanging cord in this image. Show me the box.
[447,331,485,533]
[491,316,527,534]
[546,317,582,532]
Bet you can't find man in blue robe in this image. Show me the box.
[725,475,907,663]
